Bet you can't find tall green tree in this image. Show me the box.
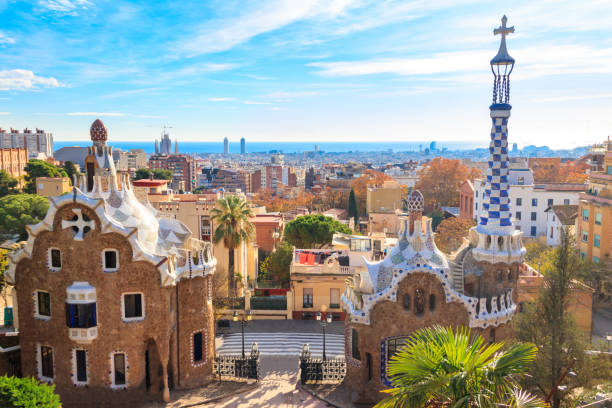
[133,168,152,180]
[348,188,358,226]
[211,196,254,296]
[284,214,352,249]
[261,241,293,287]
[152,169,173,180]
[514,228,589,408]
[23,160,67,194]
[62,161,77,185]
[0,194,49,240]
[377,326,543,408]
[0,171,18,197]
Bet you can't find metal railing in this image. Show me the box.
[214,345,260,381]
[298,345,346,384]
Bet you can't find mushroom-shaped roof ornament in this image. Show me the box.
[90,119,107,142]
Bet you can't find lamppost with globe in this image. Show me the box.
[316,308,333,361]
[233,310,252,358]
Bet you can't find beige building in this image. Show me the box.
[366,180,403,214]
[35,177,71,197]
[147,192,258,296]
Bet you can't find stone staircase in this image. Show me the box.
[449,241,471,294]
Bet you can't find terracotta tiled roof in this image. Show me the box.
[545,205,578,225]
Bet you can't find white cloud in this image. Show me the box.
[38,0,92,13]
[309,45,612,79]
[208,97,236,102]
[531,93,612,103]
[0,32,15,45]
[264,90,319,98]
[67,112,126,117]
[244,101,271,105]
[102,87,166,99]
[0,112,9,115]
[0,69,62,90]
[180,0,359,56]
[135,114,167,119]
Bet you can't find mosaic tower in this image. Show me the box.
[473,15,525,264]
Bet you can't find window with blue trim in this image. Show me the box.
[65,303,97,328]
[531,198,537,207]
[594,256,600,264]
[582,209,589,221]
[594,234,601,248]
[516,198,522,206]
[530,226,537,236]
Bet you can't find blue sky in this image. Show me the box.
[0,0,611,147]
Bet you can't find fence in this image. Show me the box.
[250,295,287,310]
[213,297,245,310]
[298,344,346,384]
[214,344,260,381]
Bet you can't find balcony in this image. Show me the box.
[69,327,98,343]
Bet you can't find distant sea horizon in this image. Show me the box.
[54,140,486,155]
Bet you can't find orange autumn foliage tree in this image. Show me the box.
[351,169,392,216]
[251,189,315,212]
[531,160,589,184]
[416,158,481,213]
[435,217,476,254]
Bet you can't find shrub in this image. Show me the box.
[0,376,61,407]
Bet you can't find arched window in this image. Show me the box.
[429,294,436,311]
[402,294,411,311]
[496,270,503,282]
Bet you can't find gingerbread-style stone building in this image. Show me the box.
[341,16,526,405]
[6,120,217,406]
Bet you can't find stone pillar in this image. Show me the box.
[286,290,293,320]
[162,362,170,402]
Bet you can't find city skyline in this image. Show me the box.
[1,1,611,147]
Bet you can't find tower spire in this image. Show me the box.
[473,15,524,264]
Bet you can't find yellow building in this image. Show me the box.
[290,249,353,320]
[578,145,612,264]
[35,177,71,197]
[366,179,403,214]
[146,191,259,297]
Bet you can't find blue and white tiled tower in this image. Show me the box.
[473,15,525,264]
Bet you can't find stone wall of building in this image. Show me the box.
[345,271,512,404]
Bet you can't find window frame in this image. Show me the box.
[582,231,588,242]
[515,211,521,220]
[532,198,538,207]
[595,212,602,225]
[594,234,601,248]
[516,197,522,206]
[38,344,54,382]
[121,293,145,322]
[73,349,88,386]
[48,248,62,271]
[329,288,340,309]
[192,330,205,365]
[102,249,120,273]
[530,212,537,221]
[302,288,313,308]
[530,226,537,237]
[66,302,97,329]
[35,290,51,320]
[110,352,127,389]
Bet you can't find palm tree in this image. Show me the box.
[376,326,545,408]
[211,196,254,297]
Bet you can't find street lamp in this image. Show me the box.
[233,310,253,358]
[316,309,333,361]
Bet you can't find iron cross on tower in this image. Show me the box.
[494,15,514,42]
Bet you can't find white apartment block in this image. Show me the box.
[473,162,586,239]
[0,128,53,158]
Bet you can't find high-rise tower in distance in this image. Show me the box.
[223,137,229,155]
[240,137,246,154]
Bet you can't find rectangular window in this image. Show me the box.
[475,203,478,211]
[594,234,601,248]
[564,199,570,205]
[351,329,360,360]
[40,346,53,379]
[583,209,589,221]
[386,337,408,362]
[547,198,553,207]
[114,353,126,386]
[516,197,522,206]
[193,332,203,362]
[515,211,521,220]
[76,350,87,383]
[123,294,143,320]
[66,303,97,328]
[103,250,118,271]
[302,288,313,308]
[532,198,538,207]
[330,288,340,309]
[50,249,61,269]
[37,291,51,317]
[518,176,525,185]
[580,252,586,260]
[582,231,588,242]
[531,212,537,221]
[530,226,537,237]
[595,212,602,225]
[594,256,600,264]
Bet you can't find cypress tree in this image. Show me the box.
[348,188,358,226]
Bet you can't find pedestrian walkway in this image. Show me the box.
[216,332,345,359]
